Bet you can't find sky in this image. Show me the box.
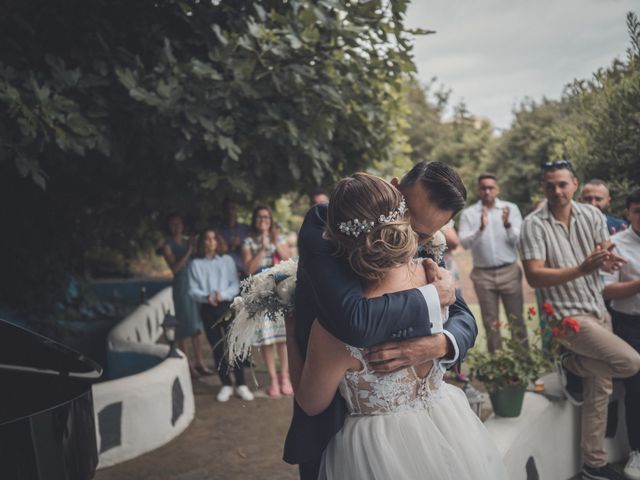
[406,0,638,130]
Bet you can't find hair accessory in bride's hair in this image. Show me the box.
[338,197,407,238]
[338,218,375,238]
[378,198,407,224]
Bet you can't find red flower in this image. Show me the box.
[562,317,580,333]
[551,327,562,337]
[528,307,537,316]
[541,303,555,316]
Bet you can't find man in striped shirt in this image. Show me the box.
[519,160,640,480]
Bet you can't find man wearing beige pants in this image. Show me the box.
[459,173,528,353]
[519,160,640,480]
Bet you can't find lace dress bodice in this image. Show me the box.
[339,346,446,416]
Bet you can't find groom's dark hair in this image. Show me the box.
[399,161,467,215]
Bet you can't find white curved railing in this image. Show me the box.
[92,287,195,469]
[486,376,630,479]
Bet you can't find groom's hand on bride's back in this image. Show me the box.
[422,259,455,307]
[364,334,450,373]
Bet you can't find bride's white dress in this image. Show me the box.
[318,346,508,480]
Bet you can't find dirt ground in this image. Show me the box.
[94,363,299,480]
[93,250,534,480]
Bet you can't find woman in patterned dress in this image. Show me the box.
[242,206,293,397]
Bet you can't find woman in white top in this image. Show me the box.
[189,228,253,402]
[286,173,507,479]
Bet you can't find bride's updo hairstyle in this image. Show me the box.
[325,172,417,281]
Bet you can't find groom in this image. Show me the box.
[284,162,478,479]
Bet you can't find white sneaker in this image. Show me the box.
[235,385,254,401]
[625,451,640,480]
[216,385,234,402]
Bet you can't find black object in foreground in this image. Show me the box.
[0,319,102,480]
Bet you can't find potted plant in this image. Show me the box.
[469,304,582,417]
[468,308,553,417]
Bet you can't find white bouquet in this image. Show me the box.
[418,220,451,264]
[226,257,298,363]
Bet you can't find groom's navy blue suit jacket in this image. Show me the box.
[283,203,478,466]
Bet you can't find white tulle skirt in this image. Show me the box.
[318,383,508,480]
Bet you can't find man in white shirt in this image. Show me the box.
[602,188,640,480]
[459,173,528,353]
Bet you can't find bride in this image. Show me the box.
[286,172,507,479]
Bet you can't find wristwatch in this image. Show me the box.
[504,222,512,229]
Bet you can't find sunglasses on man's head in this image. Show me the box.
[541,160,574,172]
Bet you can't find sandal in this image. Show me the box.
[267,381,281,397]
[280,374,293,396]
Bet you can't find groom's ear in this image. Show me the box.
[390,177,400,187]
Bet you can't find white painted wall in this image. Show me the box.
[93,287,196,469]
[108,287,173,349]
[93,355,194,468]
[486,384,630,480]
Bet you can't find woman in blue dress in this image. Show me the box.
[162,213,211,377]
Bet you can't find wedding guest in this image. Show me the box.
[580,179,629,234]
[519,160,640,480]
[459,173,528,353]
[162,213,209,378]
[602,188,640,480]
[189,228,253,402]
[217,199,251,277]
[309,188,329,207]
[242,206,293,397]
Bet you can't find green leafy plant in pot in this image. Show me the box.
[468,307,552,417]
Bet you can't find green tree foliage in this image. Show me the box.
[488,12,640,215]
[487,98,582,211]
[568,12,640,212]
[403,78,449,165]
[430,102,495,202]
[0,0,417,311]
[401,78,497,203]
